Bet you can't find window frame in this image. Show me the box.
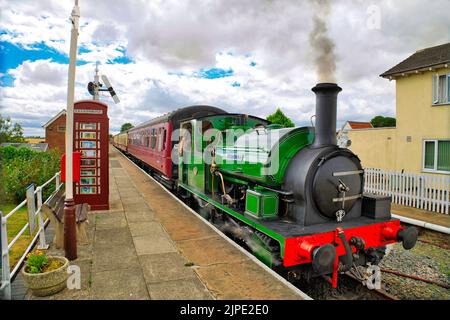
[422,139,450,174]
[432,73,450,106]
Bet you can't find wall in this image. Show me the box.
[348,128,397,169]
[395,68,450,174]
[45,114,66,154]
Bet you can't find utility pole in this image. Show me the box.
[64,0,80,260]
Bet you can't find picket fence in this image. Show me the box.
[364,168,450,214]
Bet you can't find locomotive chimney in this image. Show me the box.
[311,83,342,148]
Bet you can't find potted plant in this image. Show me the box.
[21,250,69,297]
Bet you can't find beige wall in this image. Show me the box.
[395,68,450,173]
[348,128,397,169]
[348,67,450,176]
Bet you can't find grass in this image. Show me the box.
[0,203,39,271]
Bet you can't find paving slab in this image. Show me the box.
[133,234,177,255]
[125,210,157,223]
[95,211,127,230]
[147,278,213,300]
[129,221,166,237]
[194,261,302,300]
[94,227,134,249]
[93,244,140,273]
[139,252,197,284]
[176,236,248,266]
[123,202,152,212]
[91,267,149,300]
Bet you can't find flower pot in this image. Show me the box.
[21,256,69,297]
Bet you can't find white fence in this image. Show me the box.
[0,172,62,300]
[364,168,450,215]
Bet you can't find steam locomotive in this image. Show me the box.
[113,83,418,287]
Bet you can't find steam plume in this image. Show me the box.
[309,0,336,83]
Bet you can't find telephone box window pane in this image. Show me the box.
[80,186,97,194]
[81,159,96,166]
[81,150,97,158]
[81,141,96,149]
[81,132,96,139]
[80,123,96,130]
[80,177,96,185]
[81,168,96,176]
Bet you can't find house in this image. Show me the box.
[347,43,450,176]
[43,109,66,154]
[337,121,373,148]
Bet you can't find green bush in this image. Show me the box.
[0,146,61,203]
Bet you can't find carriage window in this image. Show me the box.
[151,128,157,149]
[162,128,167,150]
[145,130,150,147]
[158,128,164,151]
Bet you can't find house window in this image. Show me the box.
[57,125,66,132]
[432,74,450,105]
[423,140,450,173]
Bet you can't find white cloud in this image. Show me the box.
[0,0,449,136]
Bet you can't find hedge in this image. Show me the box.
[0,146,61,204]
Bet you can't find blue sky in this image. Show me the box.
[0,1,449,136]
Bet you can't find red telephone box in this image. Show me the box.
[73,100,109,210]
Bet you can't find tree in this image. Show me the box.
[0,114,25,144]
[266,108,295,128]
[370,116,396,128]
[120,122,134,133]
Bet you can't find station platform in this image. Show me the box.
[20,146,308,300]
[391,204,450,231]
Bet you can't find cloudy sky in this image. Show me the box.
[0,0,449,136]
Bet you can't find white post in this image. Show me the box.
[36,187,49,250]
[1,212,11,300]
[55,172,61,191]
[64,0,80,260]
[66,0,79,201]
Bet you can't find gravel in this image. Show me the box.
[297,229,450,300]
[379,229,450,300]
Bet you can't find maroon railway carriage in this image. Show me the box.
[126,105,226,188]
